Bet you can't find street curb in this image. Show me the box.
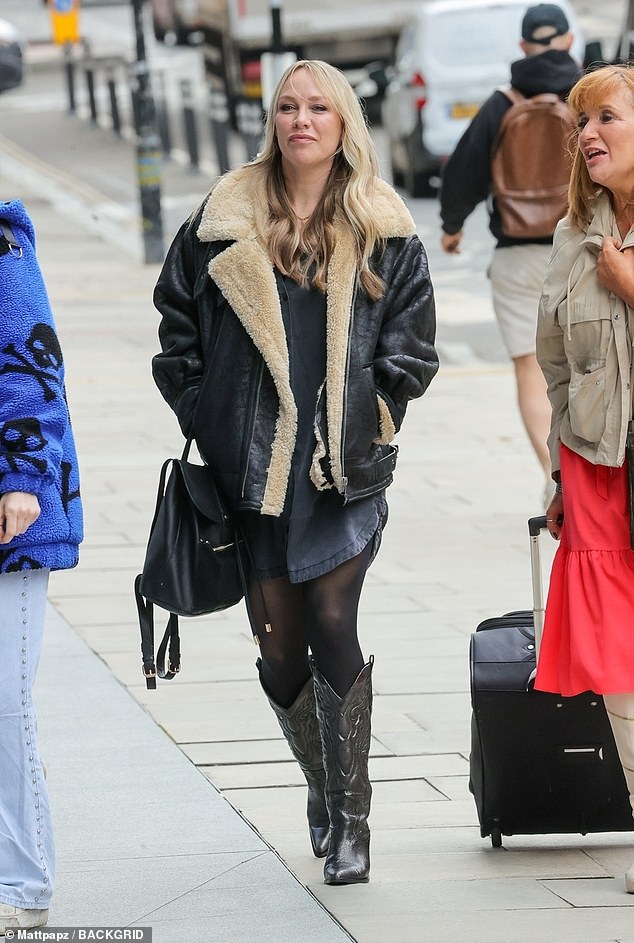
[0,130,142,260]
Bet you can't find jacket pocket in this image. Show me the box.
[568,365,606,445]
[342,362,382,464]
[560,299,612,371]
[559,296,613,446]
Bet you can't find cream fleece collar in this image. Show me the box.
[197,166,415,245]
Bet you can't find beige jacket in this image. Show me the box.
[536,193,634,474]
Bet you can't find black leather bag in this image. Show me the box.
[134,440,248,689]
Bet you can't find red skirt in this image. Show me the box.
[535,443,634,696]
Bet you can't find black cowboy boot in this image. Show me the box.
[312,657,373,885]
[257,659,330,857]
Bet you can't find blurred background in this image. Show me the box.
[0,0,629,296]
[0,1,628,225]
[1,0,630,365]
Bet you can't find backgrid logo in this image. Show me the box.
[4,929,151,942]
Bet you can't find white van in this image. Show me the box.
[381,0,585,197]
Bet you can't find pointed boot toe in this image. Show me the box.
[310,824,331,858]
[257,661,329,858]
[306,775,330,857]
[324,868,370,886]
[323,855,370,885]
[322,815,370,883]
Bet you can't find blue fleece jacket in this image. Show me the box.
[0,200,83,572]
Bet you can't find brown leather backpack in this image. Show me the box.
[491,88,576,239]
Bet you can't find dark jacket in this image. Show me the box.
[0,200,83,573]
[152,168,438,515]
[439,49,581,247]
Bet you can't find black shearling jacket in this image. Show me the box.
[152,168,438,515]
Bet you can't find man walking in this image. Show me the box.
[439,3,581,506]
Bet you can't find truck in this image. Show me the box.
[150,0,420,119]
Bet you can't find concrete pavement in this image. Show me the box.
[37,608,351,943]
[2,27,634,943]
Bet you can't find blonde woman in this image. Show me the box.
[152,60,438,885]
[536,64,634,892]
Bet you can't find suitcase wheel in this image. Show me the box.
[491,828,502,848]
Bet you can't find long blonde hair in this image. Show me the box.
[567,64,634,231]
[249,60,385,299]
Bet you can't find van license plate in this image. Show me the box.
[450,102,479,119]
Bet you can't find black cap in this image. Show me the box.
[521,3,570,45]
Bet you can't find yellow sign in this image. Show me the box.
[48,0,81,45]
[450,102,480,120]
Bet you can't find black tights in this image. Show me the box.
[247,542,373,707]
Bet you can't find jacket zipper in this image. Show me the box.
[241,359,264,498]
[339,278,358,499]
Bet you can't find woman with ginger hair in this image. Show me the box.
[537,64,634,892]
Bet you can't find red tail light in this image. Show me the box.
[411,71,427,110]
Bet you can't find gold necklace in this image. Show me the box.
[292,209,313,222]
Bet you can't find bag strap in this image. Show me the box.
[134,574,181,689]
[497,86,525,107]
[0,220,22,257]
[491,87,526,158]
[134,454,186,688]
[178,435,272,639]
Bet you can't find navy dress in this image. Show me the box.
[238,270,387,583]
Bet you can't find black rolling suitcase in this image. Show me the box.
[469,515,634,848]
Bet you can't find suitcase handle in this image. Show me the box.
[528,515,547,537]
[528,515,548,655]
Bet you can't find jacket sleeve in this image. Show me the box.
[0,218,68,497]
[536,224,574,475]
[439,92,510,234]
[152,217,208,437]
[373,235,438,437]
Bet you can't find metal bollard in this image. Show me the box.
[106,62,121,135]
[154,70,172,158]
[85,62,98,124]
[208,85,230,175]
[131,0,164,264]
[236,97,263,162]
[180,77,200,171]
[63,42,76,114]
[130,85,141,138]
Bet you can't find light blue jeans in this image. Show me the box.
[0,569,54,909]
